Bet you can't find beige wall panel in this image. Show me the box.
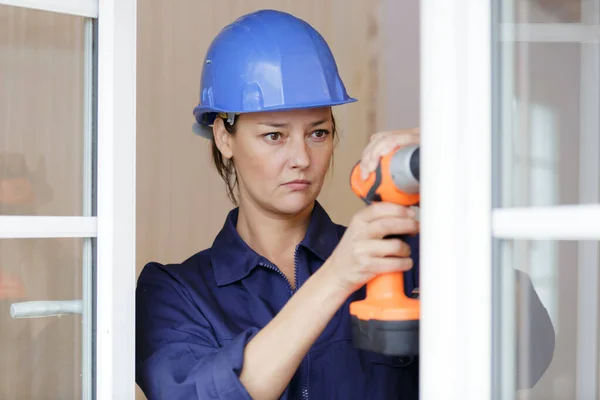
[135,1,423,398]
[136,2,381,398]
[136,0,384,268]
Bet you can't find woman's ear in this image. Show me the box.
[213,118,234,159]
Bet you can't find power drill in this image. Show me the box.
[349,144,420,356]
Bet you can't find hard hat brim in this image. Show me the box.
[192,97,358,139]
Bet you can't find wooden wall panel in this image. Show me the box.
[136,0,383,268]
[136,1,385,397]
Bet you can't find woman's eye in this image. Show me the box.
[312,129,330,139]
[264,132,281,141]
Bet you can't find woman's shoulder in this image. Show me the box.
[137,248,216,294]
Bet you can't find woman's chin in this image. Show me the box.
[270,192,317,216]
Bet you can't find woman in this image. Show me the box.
[136,10,554,400]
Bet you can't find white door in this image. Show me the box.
[0,1,136,399]
[420,0,600,399]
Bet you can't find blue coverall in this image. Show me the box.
[135,201,555,399]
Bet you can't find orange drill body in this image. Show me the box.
[349,144,420,356]
[349,146,420,208]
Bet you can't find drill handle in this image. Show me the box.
[374,234,413,300]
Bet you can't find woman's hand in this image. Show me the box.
[324,202,419,295]
[359,127,420,179]
[322,127,421,295]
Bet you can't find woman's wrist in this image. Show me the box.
[310,259,354,306]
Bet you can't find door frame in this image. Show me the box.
[420,0,600,399]
[420,1,493,398]
[96,0,136,398]
[0,1,137,399]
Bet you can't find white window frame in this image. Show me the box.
[0,0,97,17]
[0,1,136,399]
[421,1,600,400]
[96,0,136,398]
[492,206,600,239]
[576,2,600,398]
[0,216,97,238]
[420,1,493,398]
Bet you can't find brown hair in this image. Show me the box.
[211,113,338,205]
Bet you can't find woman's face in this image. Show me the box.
[213,107,334,216]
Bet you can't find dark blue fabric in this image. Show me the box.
[135,200,554,399]
[136,201,419,399]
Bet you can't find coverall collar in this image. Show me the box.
[211,200,340,286]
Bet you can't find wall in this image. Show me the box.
[379,0,420,130]
[136,0,388,270]
[135,0,420,398]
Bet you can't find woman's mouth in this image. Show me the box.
[283,179,311,191]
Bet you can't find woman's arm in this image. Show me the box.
[136,263,258,400]
[136,203,417,400]
[239,265,349,399]
[137,262,350,400]
[240,202,418,399]
[515,270,556,389]
[136,258,351,400]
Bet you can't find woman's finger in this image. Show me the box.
[360,132,395,176]
[368,256,414,274]
[360,128,420,179]
[366,216,419,239]
[368,127,419,142]
[354,238,412,258]
[371,131,419,160]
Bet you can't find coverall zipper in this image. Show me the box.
[258,244,309,400]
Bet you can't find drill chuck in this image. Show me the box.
[390,144,419,194]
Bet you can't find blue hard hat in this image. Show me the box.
[192,9,357,138]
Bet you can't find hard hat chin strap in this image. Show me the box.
[192,112,238,139]
[218,112,237,125]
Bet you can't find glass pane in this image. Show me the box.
[495,39,600,207]
[502,0,584,23]
[494,239,599,399]
[0,238,84,398]
[0,5,89,216]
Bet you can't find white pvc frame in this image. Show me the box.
[421,1,600,400]
[420,1,492,399]
[0,1,136,399]
[493,206,600,239]
[0,0,97,17]
[576,2,600,397]
[96,0,136,398]
[0,216,97,238]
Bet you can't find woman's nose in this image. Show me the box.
[289,137,310,169]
